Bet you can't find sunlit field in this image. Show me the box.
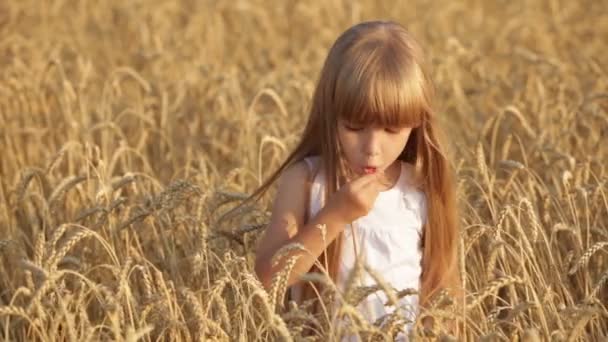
[0,0,607,340]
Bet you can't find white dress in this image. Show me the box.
[291,156,427,341]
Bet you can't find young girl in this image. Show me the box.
[248,20,463,338]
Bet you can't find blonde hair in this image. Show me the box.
[245,20,462,319]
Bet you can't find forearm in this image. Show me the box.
[256,206,347,290]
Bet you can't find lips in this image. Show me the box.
[363,166,377,174]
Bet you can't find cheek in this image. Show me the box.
[338,130,356,148]
[400,133,411,146]
[337,131,359,160]
[390,133,411,153]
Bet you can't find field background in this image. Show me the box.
[1,0,607,341]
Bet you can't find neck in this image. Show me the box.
[377,160,401,191]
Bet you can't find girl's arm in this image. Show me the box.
[254,161,348,291]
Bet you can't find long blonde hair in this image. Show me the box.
[245,20,462,313]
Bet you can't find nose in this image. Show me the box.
[363,129,381,157]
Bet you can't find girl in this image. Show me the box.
[248,20,463,339]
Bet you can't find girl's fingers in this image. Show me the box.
[351,172,380,189]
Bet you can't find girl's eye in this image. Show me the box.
[385,127,401,134]
[344,124,364,131]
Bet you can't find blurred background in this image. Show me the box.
[0,0,606,340]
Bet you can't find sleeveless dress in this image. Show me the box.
[291,156,427,341]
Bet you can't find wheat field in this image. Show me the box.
[0,0,607,341]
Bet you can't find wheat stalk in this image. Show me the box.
[520,198,540,242]
[466,276,524,310]
[485,240,506,281]
[586,269,608,300]
[476,143,490,187]
[428,288,454,310]
[269,254,301,311]
[344,285,380,306]
[33,232,45,265]
[497,159,525,170]
[271,242,309,267]
[47,229,94,272]
[48,223,69,250]
[180,287,207,339]
[0,305,30,320]
[503,106,537,138]
[135,265,154,301]
[568,241,608,275]
[336,303,372,337]
[567,310,598,342]
[465,227,489,253]
[15,168,47,203]
[501,301,537,322]
[47,174,88,209]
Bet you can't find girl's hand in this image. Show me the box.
[327,171,382,223]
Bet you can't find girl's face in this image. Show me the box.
[337,118,412,178]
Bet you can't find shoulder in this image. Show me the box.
[260,161,312,244]
[274,159,317,208]
[278,159,312,186]
[279,156,323,186]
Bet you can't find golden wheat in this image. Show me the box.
[568,241,608,275]
[269,254,301,311]
[0,0,606,340]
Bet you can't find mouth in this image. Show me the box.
[362,166,378,174]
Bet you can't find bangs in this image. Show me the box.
[333,42,428,128]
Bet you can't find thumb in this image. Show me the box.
[356,171,382,188]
